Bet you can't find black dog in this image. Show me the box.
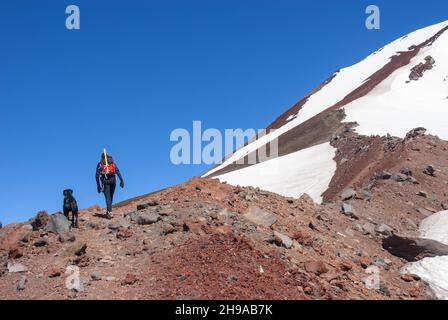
[63,189,79,228]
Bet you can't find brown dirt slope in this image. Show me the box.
[1,131,448,300]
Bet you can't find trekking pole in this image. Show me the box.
[101,148,109,192]
[103,148,110,174]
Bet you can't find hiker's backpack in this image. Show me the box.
[100,159,116,175]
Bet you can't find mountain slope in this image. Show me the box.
[204,20,448,203]
[2,131,448,300]
[3,20,448,301]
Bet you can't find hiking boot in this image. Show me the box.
[106,211,113,219]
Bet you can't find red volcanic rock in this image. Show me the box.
[359,257,372,269]
[47,267,63,278]
[8,247,23,259]
[121,274,138,286]
[116,227,133,240]
[304,261,329,276]
[31,211,50,231]
[339,260,354,272]
[293,231,314,246]
[401,273,421,282]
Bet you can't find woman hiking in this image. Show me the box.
[95,150,124,219]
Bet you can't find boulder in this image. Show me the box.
[400,168,413,176]
[375,223,394,236]
[406,176,419,184]
[382,234,448,262]
[182,220,206,235]
[361,222,376,235]
[66,242,87,257]
[273,231,293,249]
[341,203,358,219]
[47,267,63,278]
[105,276,117,282]
[91,271,102,281]
[137,200,159,211]
[341,188,356,201]
[244,206,277,228]
[45,213,71,235]
[298,193,316,207]
[361,189,373,201]
[31,211,50,231]
[135,212,161,225]
[378,171,392,180]
[58,232,76,243]
[74,243,88,256]
[423,165,436,177]
[374,258,392,270]
[359,257,371,269]
[161,223,176,235]
[379,283,391,297]
[118,217,131,228]
[157,205,174,216]
[116,227,133,239]
[107,223,120,231]
[406,127,426,139]
[20,232,32,243]
[7,262,28,273]
[417,191,428,198]
[401,273,421,282]
[376,224,393,236]
[304,261,329,275]
[8,247,23,259]
[87,222,101,230]
[34,236,49,247]
[121,273,138,285]
[293,230,314,246]
[391,173,409,182]
[16,276,27,291]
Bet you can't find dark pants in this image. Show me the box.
[103,180,116,212]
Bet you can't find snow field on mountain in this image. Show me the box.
[215,142,336,203]
[344,27,448,140]
[204,20,448,177]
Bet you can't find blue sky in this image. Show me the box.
[1,0,447,225]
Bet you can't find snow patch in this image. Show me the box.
[214,142,336,203]
[419,210,448,244]
[404,256,448,300]
[403,210,448,300]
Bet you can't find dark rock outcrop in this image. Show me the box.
[405,127,427,139]
[383,234,448,262]
[409,56,435,81]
